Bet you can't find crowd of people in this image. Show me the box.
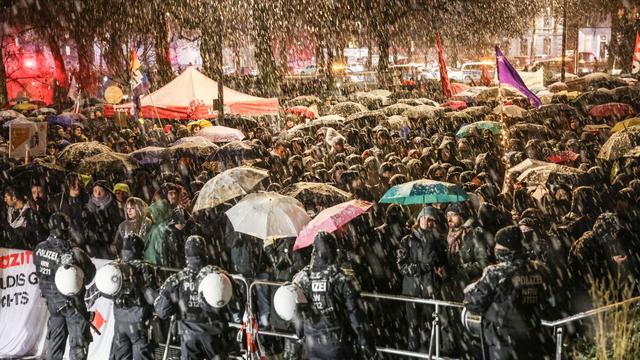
[3,74,640,359]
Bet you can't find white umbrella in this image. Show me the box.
[225,192,311,240]
[192,166,269,212]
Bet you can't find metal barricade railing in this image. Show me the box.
[540,295,640,360]
[156,267,640,360]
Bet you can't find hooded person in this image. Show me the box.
[89,234,157,360]
[291,232,375,359]
[154,235,232,359]
[144,199,172,266]
[34,212,96,360]
[437,139,462,167]
[396,206,447,351]
[85,180,124,259]
[464,226,555,360]
[558,186,602,243]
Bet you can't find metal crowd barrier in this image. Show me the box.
[156,267,640,360]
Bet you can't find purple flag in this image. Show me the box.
[495,46,541,108]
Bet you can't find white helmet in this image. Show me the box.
[198,272,233,308]
[95,263,123,297]
[55,265,85,296]
[461,308,482,338]
[274,283,307,321]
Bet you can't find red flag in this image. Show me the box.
[632,32,640,74]
[480,65,492,86]
[436,33,452,98]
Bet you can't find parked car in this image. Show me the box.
[449,61,495,84]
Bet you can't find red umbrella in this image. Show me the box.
[450,83,469,95]
[294,199,372,251]
[441,100,467,110]
[589,103,636,119]
[547,150,579,165]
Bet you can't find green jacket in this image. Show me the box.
[144,200,171,266]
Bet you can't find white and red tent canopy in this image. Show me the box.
[104,66,279,119]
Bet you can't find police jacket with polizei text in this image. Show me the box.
[154,265,229,336]
[33,235,96,311]
[293,265,367,341]
[463,255,554,348]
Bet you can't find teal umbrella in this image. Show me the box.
[456,121,501,138]
[379,179,468,205]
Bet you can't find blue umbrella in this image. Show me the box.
[128,146,168,165]
[379,179,468,205]
[48,112,86,128]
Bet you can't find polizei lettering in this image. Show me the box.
[34,249,59,262]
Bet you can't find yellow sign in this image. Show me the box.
[104,86,124,104]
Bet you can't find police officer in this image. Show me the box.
[154,235,231,359]
[34,212,96,360]
[292,231,375,360]
[89,234,157,360]
[463,225,554,360]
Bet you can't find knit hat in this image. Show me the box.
[113,183,130,195]
[417,206,438,221]
[495,225,524,251]
[445,202,470,220]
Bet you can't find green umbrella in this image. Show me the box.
[456,121,501,138]
[379,179,468,205]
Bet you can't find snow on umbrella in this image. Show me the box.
[76,152,137,176]
[611,118,640,133]
[380,179,468,205]
[548,82,568,93]
[382,103,413,116]
[196,126,245,143]
[345,110,385,127]
[168,136,219,158]
[404,105,444,121]
[0,110,25,123]
[475,86,520,101]
[386,115,410,130]
[294,199,372,251]
[516,163,585,187]
[57,141,113,165]
[287,95,320,107]
[193,166,269,212]
[225,192,310,240]
[624,146,640,158]
[282,182,352,210]
[441,100,467,111]
[288,115,344,133]
[2,117,37,128]
[493,104,526,118]
[330,101,368,117]
[597,126,640,161]
[456,121,501,138]
[547,150,579,165]
[32,107,57,115]
[129,146,168,165]
[588,103,636,119]
[502,159,551,193]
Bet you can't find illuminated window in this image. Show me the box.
[543,38,552,56]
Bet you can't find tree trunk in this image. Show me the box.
[74,32,96,95]
[104,35,127,85]
[392,46,398,65]
[154,18,174,88]
[47,34,67,88]
[200,29,220,81]
[0,39,7,108]
[376,29,391,87]
[277,34,289,77]
[366,37,373,70]
[252,1,280,97]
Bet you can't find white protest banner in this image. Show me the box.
[0,248,115,359]
[9,121,47,159]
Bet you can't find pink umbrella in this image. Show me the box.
[196,126,245,143]
[294,199,372,251]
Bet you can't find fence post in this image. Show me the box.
[162,315,176,360]
[435,304,440,359]
[555,326,563,360]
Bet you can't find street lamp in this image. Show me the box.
[561,0,567,82]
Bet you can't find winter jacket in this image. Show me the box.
[144,200,171,266]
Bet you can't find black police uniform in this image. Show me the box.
[464,226,554,360]
[34,213,96,360]
[98,235,157,360]
[154,236,230,360]
[292,232,373,360]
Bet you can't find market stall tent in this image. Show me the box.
[104,66,279,119]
